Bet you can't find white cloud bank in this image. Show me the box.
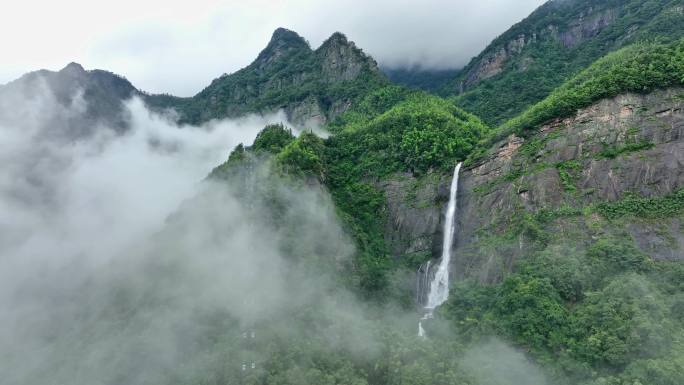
[0,81,355,384]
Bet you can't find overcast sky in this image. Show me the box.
[1,0,545,96]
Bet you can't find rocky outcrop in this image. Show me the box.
[168,28,387,127]
[457,3,618,93]
[317,32,381,83]
[454,88,684,281]
[285,96,326,128]
[460,34,532,92]
[558,7,617,48]
[254,28,310,71]
[377,173,449,260]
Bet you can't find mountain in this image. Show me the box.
[215,36,684,384]
[4,10,684,385]
[0,62,138,137]
[0,27,387,137]
[441,0,684,125]
[381,66,460,93]
[146,28,388,126]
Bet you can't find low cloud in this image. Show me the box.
[0,76,555,384]
[0,83,306,382]
[461,339,549,385]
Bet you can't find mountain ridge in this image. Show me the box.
[145,27,387,126]
[0,27,387,134]
[441,0,684,125]
[0,61,138,137]
[5,5,684,385]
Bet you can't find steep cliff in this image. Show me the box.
[375,99,684,274]
[442,0,684,125]
[454,87,684,282]
[378,36,684,283]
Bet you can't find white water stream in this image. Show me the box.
[418,162,462,337]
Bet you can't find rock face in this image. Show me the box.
[443,0,684,125]
[383,88,684,282]
[158,28,386,127]
[457,87,684,281]
[460,34,532,92]
[455,2,620,93]
[558,7,617,48]
[377,173,450,260]
[317,32,376,83]
[254,28,310,70]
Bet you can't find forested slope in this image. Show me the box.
[441,0,684,125]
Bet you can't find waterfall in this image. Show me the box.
[415,260,431,306]
[418,162,462,337]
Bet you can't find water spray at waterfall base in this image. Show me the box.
[418,162,462,337]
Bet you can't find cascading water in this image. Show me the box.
[418,162,462,337]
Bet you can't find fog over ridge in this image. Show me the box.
[0,71,550,385]
[0,78,361,383]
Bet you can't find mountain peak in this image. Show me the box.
[315,31,382,84]
[327,32,348,44]
[266,27,309,50]
[271,27,305,42]
[255,28,310,68]
[60,62,86,76]
[319,32,353,50]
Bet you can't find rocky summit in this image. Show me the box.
[145,28,387,126]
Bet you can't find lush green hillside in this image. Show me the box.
[204,33,684,384]
[212,88,490,299]
[468,38,684,164]
[439,38,684,385]
[503,39,684,134]
[9,8,683,385]
[442,0,684,125]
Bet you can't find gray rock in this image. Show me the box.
[381,87,684,283]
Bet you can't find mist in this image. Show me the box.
[0,81,320,383]
[0,75,555,384]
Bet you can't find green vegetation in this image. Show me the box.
[445,0,684,125]
[276,131,326,178]
[556,160,582,193]
[597,189,684,220]
[201,12,684,385]
[207,144,249,180]
[252,123,295,154]
[146,30,388,125]
[503,39,684,136]
[466,38,684,166]
[328,90,489,176]
[597,140,655,159]
[444,229,684,385]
